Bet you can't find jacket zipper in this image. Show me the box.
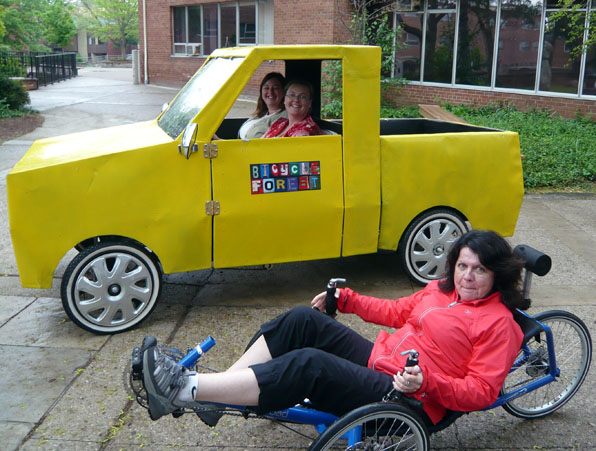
[371,300,461,371]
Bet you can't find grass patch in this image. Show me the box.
[381,103,596,192]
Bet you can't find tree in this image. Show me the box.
[336,0,399,76]
[0,1,8,43]
[547,0,596,63]
[44,1,77,49]
[79,0,138,58]
[0,0,76,51]
[1,0,48,51]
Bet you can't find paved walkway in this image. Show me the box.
[0,68,594,450]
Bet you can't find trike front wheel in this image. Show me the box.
[309,402,429,450]
[501,310,592,419]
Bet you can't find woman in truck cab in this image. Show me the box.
[238,72,288,140]
[140,230,527,428]
[263,80,321,137]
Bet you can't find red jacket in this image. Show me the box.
[337,281,523,424]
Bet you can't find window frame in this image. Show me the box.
[390,0,596,100]
[172,1,259,57]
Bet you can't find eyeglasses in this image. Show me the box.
[286,93,310,101]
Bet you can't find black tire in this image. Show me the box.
[74,237,98,252]
[309,403,429,451]
[61,239,163,334]
[501,310,592,419]
[398,208,469,285]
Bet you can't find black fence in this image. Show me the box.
[0,51,77,86]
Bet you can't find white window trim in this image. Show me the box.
[392,0,596,100]
[172,1,259,58]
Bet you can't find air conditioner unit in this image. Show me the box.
[186,44,201,56]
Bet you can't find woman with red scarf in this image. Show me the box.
[263,80,320,138]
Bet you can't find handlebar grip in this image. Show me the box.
[405,354,418,368]
[325,285,338,317]
[401,349,419,368]
[199,336,216,353]
[323,278,345,317]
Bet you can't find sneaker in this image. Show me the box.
[190,402,224,427]
[143,345,186,420]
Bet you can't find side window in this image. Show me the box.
[216,58,344,139]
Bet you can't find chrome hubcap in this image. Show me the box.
[410,218,464,280]
[73,251,154,327]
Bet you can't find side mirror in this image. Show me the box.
[179,122,198,159]
[161,102,169,112]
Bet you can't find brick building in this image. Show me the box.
[138,0,596,118]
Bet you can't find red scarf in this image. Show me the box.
[264,114,320,138]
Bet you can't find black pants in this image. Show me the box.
[249,306,393,417]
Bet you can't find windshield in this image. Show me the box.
[158,57,244,138]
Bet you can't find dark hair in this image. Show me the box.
[438,230,527,310]
[254,72,286,118]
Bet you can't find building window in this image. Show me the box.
[455,0,497,87]
[172,2,257,57]
[391,0,595,99]
[424,11,456,83]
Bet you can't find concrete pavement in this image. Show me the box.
[0,67,594,450]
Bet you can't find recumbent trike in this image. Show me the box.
[128,245,592,450]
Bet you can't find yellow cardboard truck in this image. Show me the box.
[7,45,524,334]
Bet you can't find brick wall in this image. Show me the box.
[386,84,596,119]
[139,0,353,87]
[274,0,337,44]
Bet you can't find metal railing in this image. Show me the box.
[0,51,78,86]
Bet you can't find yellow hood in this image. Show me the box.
[10,120,172,174]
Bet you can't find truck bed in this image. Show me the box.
[380,118,496,136]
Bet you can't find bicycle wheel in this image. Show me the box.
[501,310,592,419]
[309,403,429,451]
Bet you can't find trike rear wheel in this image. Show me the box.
[501,310,592,419]
[309,402,429,450]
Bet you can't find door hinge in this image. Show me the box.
[205,201,220,216]
[203,142,218,158]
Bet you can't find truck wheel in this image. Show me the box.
[398,209,469,285]
[61,239,162,334]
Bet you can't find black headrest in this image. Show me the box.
[513,245,552,276]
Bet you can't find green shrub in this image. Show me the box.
[0,57,26,78]
[380,104,421,118]
[0,73,30,110]
[0,99,12,118]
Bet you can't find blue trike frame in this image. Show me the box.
[171,308,558,447]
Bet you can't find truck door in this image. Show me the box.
[210,135,343,268]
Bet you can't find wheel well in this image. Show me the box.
[397,206,470,251]
[74,235,163,271]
